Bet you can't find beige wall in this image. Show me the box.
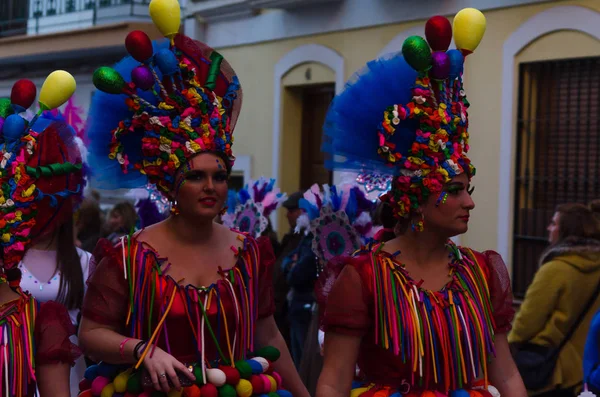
[218,0,600,254]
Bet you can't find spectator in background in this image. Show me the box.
[105,201,138,244]
[510,203,600,396]
[273,192,305,346]
[75,198,104,253]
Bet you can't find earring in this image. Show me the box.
[411,213,425,232]
[170,200,180,216]
[219,206,228,216]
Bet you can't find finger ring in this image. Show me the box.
[159,373,167,378]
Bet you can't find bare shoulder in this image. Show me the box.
[214,222,245,249]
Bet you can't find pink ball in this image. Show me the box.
[260,375,271,393]
[131,65,155,91]
[272,372,282,388]
[91,376,110,396]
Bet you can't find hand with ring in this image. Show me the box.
[142,345,195,392]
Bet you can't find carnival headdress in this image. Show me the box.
[0,73,85,270]
[323,9,486,219]
[87,0,242,194]
[296,184,375,266]
[222,178,286,238]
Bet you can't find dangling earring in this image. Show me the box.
[170,200,180,216]
[219,206,228,216]
[411,213,425,232]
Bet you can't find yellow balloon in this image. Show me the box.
[453,8,486,55]
[167,388,182,397]
[100,382,115,397]
[350,387,369,397]
[149,0,181,39]
[38,70,76,111]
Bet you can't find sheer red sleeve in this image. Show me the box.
[476,250,515,334]
[35,301,81,366]
[81,238,129,328]
[321,255,373,337]
[255,235,276,319]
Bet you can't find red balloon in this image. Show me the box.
[125,30,154,62]
[10,79,36,110]
[425,16,453,52]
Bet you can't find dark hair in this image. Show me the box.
[555,203,600,242]
[76,198,103,236]
[55,217,85,310]
[110,202,138,233]
[374,202,397,242]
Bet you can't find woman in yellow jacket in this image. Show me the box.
[510,203,600,396]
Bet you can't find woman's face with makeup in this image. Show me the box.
[173,153,229,220]
[420,173,475,237]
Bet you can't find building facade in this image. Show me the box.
[185,0,600,297]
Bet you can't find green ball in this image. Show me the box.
[193,366,205,385]
[234,360,252,379]
[126,370,142,393]
[255,346,281,362]
[218,384,236,397]
[402,35,432,72]
[0,98,13,119]
[93,67,126,94]
[268,393,279,397]
[151,391,167,397]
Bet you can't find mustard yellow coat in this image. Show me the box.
[509,246,600,394]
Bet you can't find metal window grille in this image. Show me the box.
[512,57,600,299]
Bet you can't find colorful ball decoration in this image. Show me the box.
[113,370,131,393]
[38,70,76,111]
[155,49,180,76]
[126,30,154,62]
[235,379,253,397]
[218,384,236,397]
[200,383,219,397]
[425,16,453,52]
[85,365,99,381]
[192,366,205,385]
[3,114,25,143]
[235,360,252,379]
[91,376,110,396]
[131,66,155,91]
[219,365,240,385]
[93,67,126,95]
[450,390,471,397]
[453,8,486,56]
[255,347,281,362]
[206,368,227,387]
[100,383,116,397]
[10,79,37,112]
[402,36,432,72]
[182,385,201,397]
[167,389,183,397]
[276,391,292,397]
[430,51,451,80]
[80,378,92,392]
[149,0,181,39]
[446,49,464,79]
[0,98,13,118]
[79,390,94,397]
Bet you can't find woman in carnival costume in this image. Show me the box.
[0,72,84,396]
[296,183,376,396]
[78,1,309,397]
[315,9,527,397]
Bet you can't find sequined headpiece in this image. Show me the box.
[222,178,286,238]
[323,9,486,219]
[0,74,85,271]
[87,0,241,194]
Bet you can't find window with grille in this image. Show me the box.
[512,57,600,299]
[0,0,28,37]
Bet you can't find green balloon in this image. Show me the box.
[402,36,432,72]
[255,346,281,362]
[0,98,13,118]
[93,66,125,94]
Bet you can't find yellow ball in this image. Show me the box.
[265,375,277,393]
[235,379,253,397]
[167,388,183,397]
[453,8,487,54]
[38,70,76,111]
[350,387,368,397]
[100,383,115,397]
[149,0,181,39]
[113,370,131,393]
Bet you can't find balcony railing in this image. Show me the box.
[0,0,152,38]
